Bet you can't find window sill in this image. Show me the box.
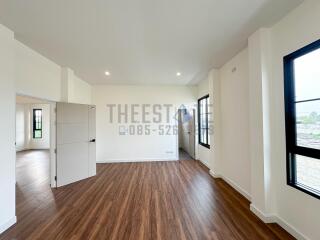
[199,143,210,149]
[288,182,320,200]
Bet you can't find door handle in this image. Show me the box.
[89,139,96,143]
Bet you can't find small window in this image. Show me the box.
[33,109,42,139]
[284,39,320,199]
[198,95,210,149]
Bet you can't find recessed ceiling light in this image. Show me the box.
[105,71,110,76]
[176,72,181,76]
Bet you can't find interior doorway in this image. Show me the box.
[15,95,54,220]
[178,108,196,160]
[15,95,56,188]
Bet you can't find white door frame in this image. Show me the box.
[176,106,197,160]
[49,102,57,188]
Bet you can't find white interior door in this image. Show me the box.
[56,102,96,187]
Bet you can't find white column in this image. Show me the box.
[248,28,276,222]
[208,69,222,176]
[60,67,75,102]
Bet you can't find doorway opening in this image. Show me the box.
[15,94,56,189]
[177,108,196,160]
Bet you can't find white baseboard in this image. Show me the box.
[276,216,309,240]
[198,159,210,169]
[0,216,16,234]
[16,147,50,152]
[249,204,309,240]
[209,168,309,240]
[209,170,221,178]
[249,204,276,223]
[97,158,178,163]
[209,170,251,201]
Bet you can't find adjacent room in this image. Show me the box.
[0,0,319,239]
[178,107,196,161]
[15,95,54,230]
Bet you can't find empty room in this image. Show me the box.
[0,0,319,239]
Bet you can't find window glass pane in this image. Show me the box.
[296,100,320,149]
[201,100,206,115]
[200,115,207,129]
[203,129,207,144]
[34,130,42,138]
[200,129,204,143]
[294,48,320,101]
[296,155,320,193]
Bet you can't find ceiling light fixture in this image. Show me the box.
[105,71,110,76]
[176,72,181,77]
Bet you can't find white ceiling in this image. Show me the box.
[0,0,302,85]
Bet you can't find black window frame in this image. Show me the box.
[33,109,43,139]
[198,94,210,149]
[284,39,320,200]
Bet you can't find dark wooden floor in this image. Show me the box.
[179,148,194,160]
[0,150,295,240]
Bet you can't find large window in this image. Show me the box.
[198,95,210,149]
[33,109,43,139]
[284,39,320,199]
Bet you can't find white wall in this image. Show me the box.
[15,103,51,151]
[0,24,16,234]
[92,85,197,162]
[15,41,62,102]
[219,48,251,197]
[15,42,92,104]
[15,104,30,151]
[61,68,92,105]
[68,75,92,105]
[16,104,26,151]
[270,1,320,239]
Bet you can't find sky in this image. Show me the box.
[294,48,320,117]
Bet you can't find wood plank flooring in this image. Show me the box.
[179,148,194,160]
[0,150,295,240]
